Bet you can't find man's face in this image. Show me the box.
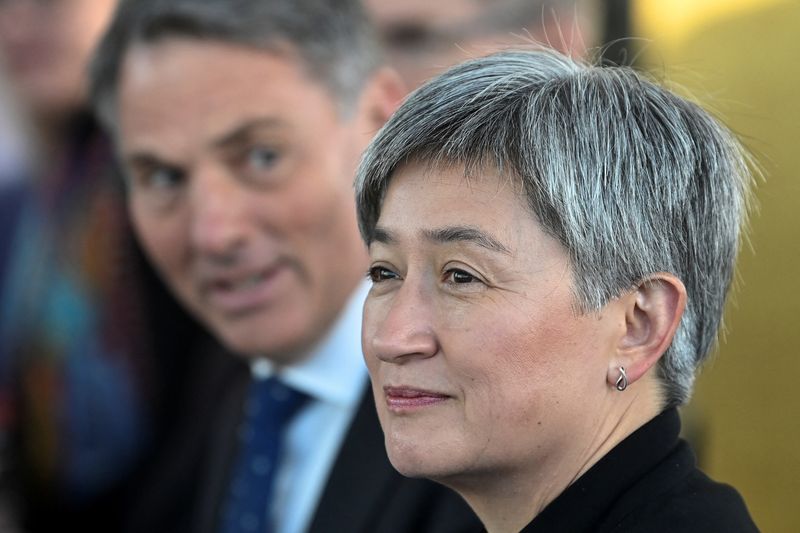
[365,0,591,90]
[365,0,491,89]
[117,39,374,362]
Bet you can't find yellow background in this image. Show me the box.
[634,1,800,531]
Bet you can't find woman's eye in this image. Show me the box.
[368,266,399,282]
[445,269,478,284]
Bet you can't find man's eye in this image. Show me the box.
[238,145,289,186]
[382,23,434,50]
[246,146,279,170]
[368,266,399,283]
[135,166,183,190]
[445,269,477,284]
[127,164,185,211]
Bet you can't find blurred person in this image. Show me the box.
[356,47,759,532]
[0,53,25,533]
[0,68,27,302]
[0,0,112,138]
[0,0,200,531]
[0,70,28,187]
[89,1,480,532]
[364,0,599,89]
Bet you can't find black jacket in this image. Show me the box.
[125,347,480,533]
[519,408,759,532]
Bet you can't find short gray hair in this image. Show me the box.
[89,0,379,131]
[355,48,755,407]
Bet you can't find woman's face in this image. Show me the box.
[362,162,627,489]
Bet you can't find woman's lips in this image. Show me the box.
[383,386,451,412]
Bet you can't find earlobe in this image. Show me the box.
[609,274,687,389]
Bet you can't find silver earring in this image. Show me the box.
[615,366,628,392]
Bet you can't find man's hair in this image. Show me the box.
[355,48,755,407]
[89,0,379,131]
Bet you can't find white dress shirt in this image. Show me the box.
[249,281,370,533]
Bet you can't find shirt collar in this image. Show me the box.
[250,281,370,409]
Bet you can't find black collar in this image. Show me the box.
[519,408,683,532]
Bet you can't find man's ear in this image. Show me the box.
[608,273,687,388]
[358,66,406,133]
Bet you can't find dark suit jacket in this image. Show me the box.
[518,408,759,533]
[124,343,480,533]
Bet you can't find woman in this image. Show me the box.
[355,48,759,532]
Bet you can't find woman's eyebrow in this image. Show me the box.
[370,226,397,246]
[424,226,511,255]
[369,225,511,256]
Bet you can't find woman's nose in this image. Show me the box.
[366,282,439,364]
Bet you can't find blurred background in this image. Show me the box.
[634,1,800,532]
[0,0,797,532]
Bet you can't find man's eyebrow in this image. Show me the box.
[124,151,174,172]
[124,152,157,166]
[424,225,511,255]
[213,117,285,149]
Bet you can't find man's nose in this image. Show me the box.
[188,165,249,260]
[368,281,439,365]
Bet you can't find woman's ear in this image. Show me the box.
[608,273,687,388]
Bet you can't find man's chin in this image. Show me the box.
[212,324,311,365]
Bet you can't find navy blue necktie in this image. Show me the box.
[219,376,308,533]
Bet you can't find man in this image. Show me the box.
[364,0,598,89]
[89,1,479,532]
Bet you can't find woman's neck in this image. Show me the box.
[458,468,566,533]
[454,379,664,533]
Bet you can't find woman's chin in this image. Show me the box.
[385,438,465,482]
[386,443,427,477]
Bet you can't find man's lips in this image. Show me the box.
[383,386,451,411]
[200,263,290,315]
